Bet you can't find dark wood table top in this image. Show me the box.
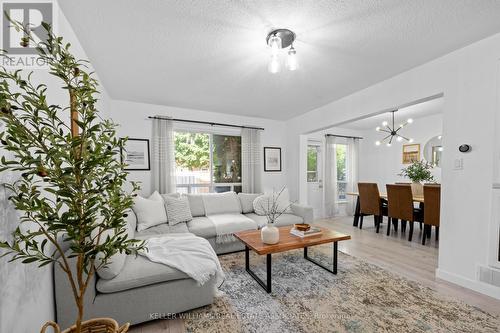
[234,226,351,255]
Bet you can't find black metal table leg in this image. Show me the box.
[353,197,361,227]
[304,241,338,274]
[333,241,337,274]
[245,246,272,293]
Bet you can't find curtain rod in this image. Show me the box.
[148,116,264,131]
[325,134,363,140]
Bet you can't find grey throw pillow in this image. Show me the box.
[165,196,193,225]
[238,193,262,214]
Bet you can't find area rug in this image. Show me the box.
[184,246,498,333]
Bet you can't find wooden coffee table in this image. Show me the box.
[234,226,351,293]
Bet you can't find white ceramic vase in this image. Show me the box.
[261,224,279,244]
[411,181,423,196]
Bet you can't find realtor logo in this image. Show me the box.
[1,1,55,68]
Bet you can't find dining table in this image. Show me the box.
[346,191,425,227]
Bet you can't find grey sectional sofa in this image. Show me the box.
[54,192,313,328]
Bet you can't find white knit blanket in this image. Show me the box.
[139,234,224,287]
[207,214,256,244]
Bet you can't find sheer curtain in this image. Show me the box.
[324,136,338,217]
[151,117,176,194]
[346,138,359,215]
[241,128,261,193]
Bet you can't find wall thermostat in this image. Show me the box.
[458,144,471,153]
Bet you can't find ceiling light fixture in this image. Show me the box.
[266,28,298,73]
[375,110,414,146]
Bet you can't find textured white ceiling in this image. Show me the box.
[59,0,500,120]
[340,97,443,130]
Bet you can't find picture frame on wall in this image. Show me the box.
[402,143,420,164]
[264,147,282,172]
[121,138,150,170]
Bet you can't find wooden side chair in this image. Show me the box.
[386,184,423,241]
[357,183,387,233]
[422,185,441,245]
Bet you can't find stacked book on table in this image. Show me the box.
[290,226,322,238]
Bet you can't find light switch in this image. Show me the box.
[454,158,463,170]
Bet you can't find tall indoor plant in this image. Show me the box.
[0,19,144,332]
[399,160,435,195]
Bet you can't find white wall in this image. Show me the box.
[108,100,288,196]
[0,4,111,332]
[357,113,443,188]
[286,31,500,299]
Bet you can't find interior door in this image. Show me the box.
[307,143,324,218]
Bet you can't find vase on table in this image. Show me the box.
[411,181,423,197]
[261,224,279,244]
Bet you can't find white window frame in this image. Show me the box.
[174,128,242,194]
[307,144,320,183]
[336,143,349,202]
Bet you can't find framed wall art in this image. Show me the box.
[402,143,420,164]
[121,138,150,170]
[264,147,282,172]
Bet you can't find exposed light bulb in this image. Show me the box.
[399,124,404,128]
[438,147,444,152]
[286,46,298,71]
[409,138,414,143]
[382,121,388,127]
[386,143,392,147]
[407,118,413,124]
[268,34,282,56]
[375,126,381,132]
[375,141,381,146]
[438,135,442,140]
[268,55,280,74]
[397,136,403,142]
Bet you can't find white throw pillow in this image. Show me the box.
[203,192,242,215]
[253,189,293,216]
[165,196,193,225]
[133,191,168,231]
[186,194,206,217]
[238,193,262,214]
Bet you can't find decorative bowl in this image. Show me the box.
[294,223,310,231]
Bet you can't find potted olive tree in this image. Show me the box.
[399,160,435,196]
[0,19,144,333]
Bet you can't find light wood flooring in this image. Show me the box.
[129,216,500,332]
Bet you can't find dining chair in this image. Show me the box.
[357,183,387,233]
[386,184,423,241]
[393,182,412,232]
[422,184,441,245]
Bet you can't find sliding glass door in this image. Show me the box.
[174,131,242,193]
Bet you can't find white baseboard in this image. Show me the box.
[436,268,500,300]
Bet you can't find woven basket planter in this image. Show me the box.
[40,318,129,333]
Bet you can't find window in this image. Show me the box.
[307,145,319,182]
[174,131,241,193]
[336,144,347,201]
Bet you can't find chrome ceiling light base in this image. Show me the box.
[266,28,296,48]
[266,28,298,73]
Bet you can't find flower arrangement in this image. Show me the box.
[399,160,435,183]
[259,187,293,224]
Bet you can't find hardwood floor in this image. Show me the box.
[129,216,500,332]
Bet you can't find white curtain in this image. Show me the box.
[151,117,176,194]
[324,136,338,217]
[241,128,261,193]
[346,138,359,215]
